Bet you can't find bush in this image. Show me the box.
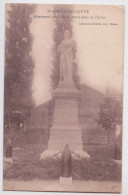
[4,158,61,181]
[72,158,121,181]
[84,145,115,159]
[4,157,121,181]
[4,142,121,181]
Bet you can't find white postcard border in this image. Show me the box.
[0,0,128,195]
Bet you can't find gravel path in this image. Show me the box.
[3,179,121,193]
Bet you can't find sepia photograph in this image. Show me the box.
[3,3,124,193]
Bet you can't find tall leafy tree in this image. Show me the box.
[50,5,80,89]
[4,4,36,127]
[98,96,122,145]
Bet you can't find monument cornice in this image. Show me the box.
[52,87,81,98]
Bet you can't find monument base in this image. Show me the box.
[48,129,83,151]
[59,176,72,185]
[40,149,61,160]
[40,84,90,160]
[40,149,90,160]
[71,150,90,159]
[49,86,83,151]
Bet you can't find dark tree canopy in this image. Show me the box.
[50,5,80,90]
[4,4,36,126]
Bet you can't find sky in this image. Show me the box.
[30,4,124,105]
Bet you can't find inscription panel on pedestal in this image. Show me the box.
[53,98,79,127]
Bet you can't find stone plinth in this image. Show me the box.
[48,86,83,151]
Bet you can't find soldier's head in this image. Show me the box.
[64,30,71,40]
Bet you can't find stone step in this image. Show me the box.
[51,125,81,130]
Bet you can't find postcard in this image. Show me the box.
[3,3,124,193]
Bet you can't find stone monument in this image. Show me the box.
[41,30,90,159]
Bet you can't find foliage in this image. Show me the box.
[4,146,121,181]
[4,4,36,127]
[72,158,121,181]
[98,96,122,144]
[50,5,80,89]
[4,142,121,181]
[84,145,115,159]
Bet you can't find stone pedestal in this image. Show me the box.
[40,81,90,159]
[48,85,83,151]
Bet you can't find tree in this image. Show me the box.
[50,5,80,89]
[4,4,36,128]
[98,96,122,145]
